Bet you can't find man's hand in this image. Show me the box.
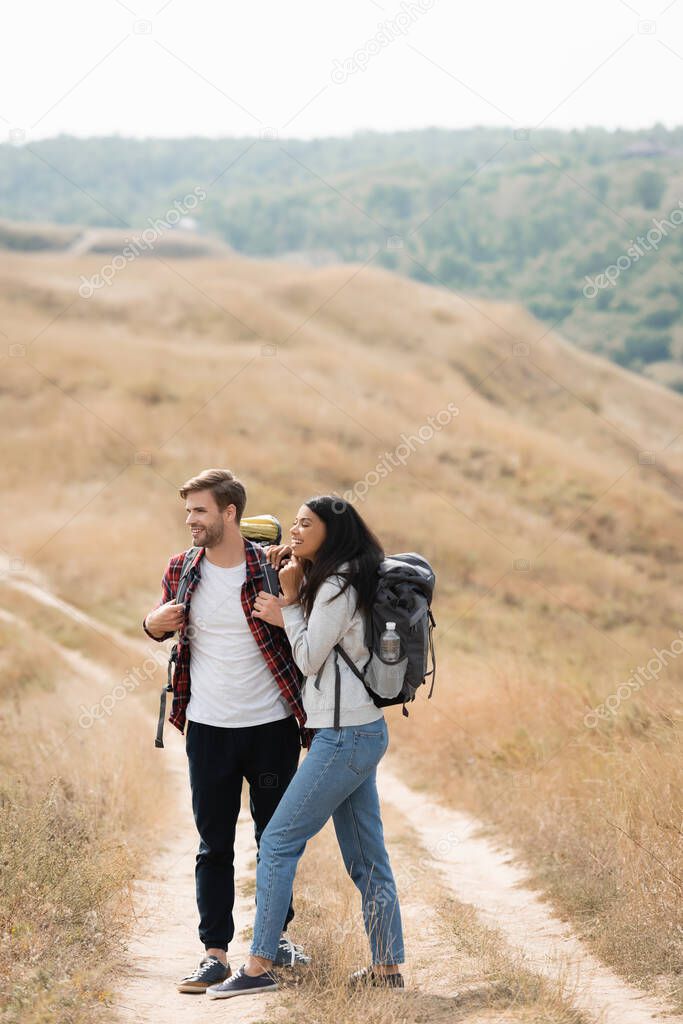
[253,591,285,628]
[145,599,185,637]
[264,543,292,569]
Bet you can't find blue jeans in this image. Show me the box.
[250,718,405,966]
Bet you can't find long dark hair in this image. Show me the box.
[297,496,383,619]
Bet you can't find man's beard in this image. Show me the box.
[199,519,224,547]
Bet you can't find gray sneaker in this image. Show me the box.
[272,935,312,967]
[207,965,278,999]
[177,955,231,993]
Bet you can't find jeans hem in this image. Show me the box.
[250,946,278,961]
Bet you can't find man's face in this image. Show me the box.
[184,490,235,548]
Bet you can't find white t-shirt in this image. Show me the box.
[186,558,291,729]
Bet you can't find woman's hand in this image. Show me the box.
[264,543,292,569]
[253,591,285,627]
[279,555,304,605]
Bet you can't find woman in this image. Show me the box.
[206,496,405,999]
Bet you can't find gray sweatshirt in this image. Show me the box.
[281,570,384,729]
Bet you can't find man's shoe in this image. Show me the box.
[207,965,278,999]
[272,935,312,967]
[177,955,230,993]
[349,966,405,989]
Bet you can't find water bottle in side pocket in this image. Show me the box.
[379,621,401,663]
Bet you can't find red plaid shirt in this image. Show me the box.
[143,540,309,746]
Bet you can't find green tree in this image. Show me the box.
[634,170,666,210]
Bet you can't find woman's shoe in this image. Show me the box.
[349,966,405,989]
[207,965,279,999]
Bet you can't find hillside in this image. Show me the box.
[1,249,682,1019]
[2,126,683,388]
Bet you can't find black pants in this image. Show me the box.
[185,714,301,951]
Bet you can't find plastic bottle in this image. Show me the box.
[380,621,401,663]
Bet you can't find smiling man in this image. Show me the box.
[142,468,310,993]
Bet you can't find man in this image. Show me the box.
[143,468,310,993]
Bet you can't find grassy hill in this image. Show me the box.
[2,126,683,388]
[1,248,682,1016]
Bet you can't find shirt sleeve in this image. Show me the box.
[281,576,354,675]
[142,560,176,642]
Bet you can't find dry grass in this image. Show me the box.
[0,614,58,699]
[0,599,168,1024]
[397,629,683,1006]
[1,249,682,1012]
[275,798,589,1024]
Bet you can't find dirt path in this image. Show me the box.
[6,575,680,1023]
[111,735,278,1023]
[109,751,681,1024]
[3,575,278,1021]
[379,763,681,1024]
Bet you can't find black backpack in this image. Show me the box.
[319,553,436,729]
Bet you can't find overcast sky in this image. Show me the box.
[2,0,681,142]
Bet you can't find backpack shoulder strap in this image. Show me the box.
[154,546,199,750]
[244,539,281,597]
[175,546,200,605]
[257,554,281,596]
[313,644,371,732]
[427,609,437,698]
[334,642,365,683]
[311,647,346,731]
[333,643,374,730]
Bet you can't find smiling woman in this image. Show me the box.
[206,495,407,1000]
[289,505,327,560]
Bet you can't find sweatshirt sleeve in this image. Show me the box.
[281,576,354,675]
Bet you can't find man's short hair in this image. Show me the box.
[179,469,247,522]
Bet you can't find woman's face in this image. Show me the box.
[290,504,326,560]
